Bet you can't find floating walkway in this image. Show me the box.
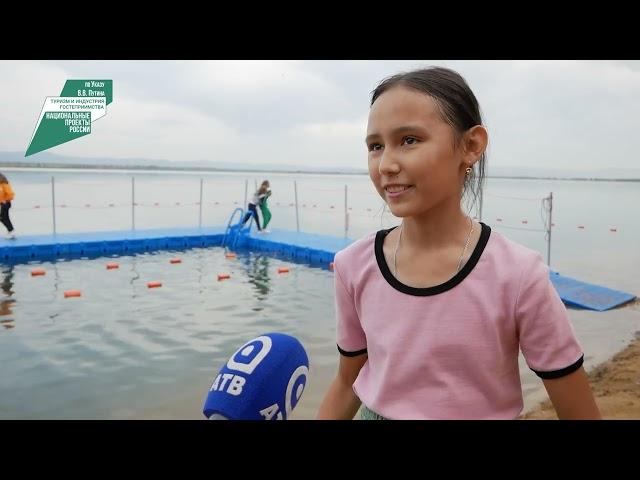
[0,226,634,311]
[0,226,351,268]
[549,272,636,311]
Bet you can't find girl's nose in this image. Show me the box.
[379,151,401,176]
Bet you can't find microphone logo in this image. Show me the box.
[285,365,309,417]
[259,364,309,420]
[226,335,272,374]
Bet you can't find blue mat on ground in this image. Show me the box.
[549,271,636,311]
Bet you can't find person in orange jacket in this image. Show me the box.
[0,174,16,239]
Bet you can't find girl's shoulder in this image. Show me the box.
[333,230,380,282]
[489,228,541,260]
[335,230,377,261]
[483,227,547,279]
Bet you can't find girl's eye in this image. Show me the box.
[402,136,418,145]
[368,143,382,152]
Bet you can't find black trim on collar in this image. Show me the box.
[374,222,491,296]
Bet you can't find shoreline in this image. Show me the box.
[1,164,639,182]
[521,328,640,419]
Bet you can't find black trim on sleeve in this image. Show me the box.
[374,222,491,296]
[337,344,368,357]
[531,354,584,379]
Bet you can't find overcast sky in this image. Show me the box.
[1,60,639,171]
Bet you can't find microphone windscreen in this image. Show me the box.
[203,332,309,420]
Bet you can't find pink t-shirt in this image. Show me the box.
[334,223,583,420]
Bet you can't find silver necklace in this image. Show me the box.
[393,217,475,279]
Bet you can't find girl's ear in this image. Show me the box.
[463,125,488,166]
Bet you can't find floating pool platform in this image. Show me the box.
[0,226,634,311]
[0,227,351,269]
[549,272,636,312]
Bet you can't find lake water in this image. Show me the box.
[0,167,638,418]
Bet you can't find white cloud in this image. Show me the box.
[296,118,367,139]
[54,96,240,161]
[0,61,71,151]
[1,60,638,170]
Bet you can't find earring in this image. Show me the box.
[465,166,472,175]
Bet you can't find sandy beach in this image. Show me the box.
[522,301,640,419]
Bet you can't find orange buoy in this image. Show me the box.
[278,267,290,274]
[64,290,81,298]
[610,227,618,232]
[106,262,119,270]
[225,252,237,259]
[218,273,231,281]
[147,281,162,288]
[31,268,46,276]
[170,258,182,264]
[329,262,334,271]
[578,225,585,229]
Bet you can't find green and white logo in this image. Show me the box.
[25,80,113,156]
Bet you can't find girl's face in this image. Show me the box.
[366,86,468,219]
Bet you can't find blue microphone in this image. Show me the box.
[203,332,310,420]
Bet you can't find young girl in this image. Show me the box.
[0,174,16,239]
[241,180,270,233]
[317,67,600,420]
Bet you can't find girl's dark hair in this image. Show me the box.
[371,66,486,213]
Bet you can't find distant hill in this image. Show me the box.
[0,151,367,175]
[1,151,639,180]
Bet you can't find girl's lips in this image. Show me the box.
[385,185,413,198]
